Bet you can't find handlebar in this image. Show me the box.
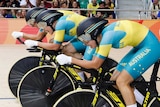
[17,38,24,44]
[17,38,41,52]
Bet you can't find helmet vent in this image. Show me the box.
[42,13,59,21]
[31,9,44,18]
[86,20,106,34]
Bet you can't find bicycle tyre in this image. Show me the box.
[53,89,114,107]
[8,56,40,97]
[17,65,75,107]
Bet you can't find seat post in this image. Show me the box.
[149,59,160,96]
[151,59,160,81]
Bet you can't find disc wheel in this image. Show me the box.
[17,65,75,107]
[8,56,40,97]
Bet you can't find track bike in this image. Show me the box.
[8,37,77,97]
[16,51,118,107]
[9,39,146,107]
[17,54,147,107]
[8,36,79,97]
[8,38,59,97]
[53,59,160,107]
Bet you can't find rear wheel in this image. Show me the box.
[8,56,40,97]
[53,89,114,107]
[17,65,75,107]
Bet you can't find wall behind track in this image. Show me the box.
[0,18,160,44]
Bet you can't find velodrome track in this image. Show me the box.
[0,44,159,107]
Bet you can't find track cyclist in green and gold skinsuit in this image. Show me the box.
[24,9,87,59]
[56,18,160,107]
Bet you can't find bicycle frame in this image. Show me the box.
[43,54,118,98]
[45,63,96,96]
[16,38,87,96]
[17,37,95,91]
[142,59,160,107]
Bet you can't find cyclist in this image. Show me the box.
[23,9,87,59]
[12,7,48,41]
[23,9,88,81]
[56,17,160,107]
[12,7,76,41]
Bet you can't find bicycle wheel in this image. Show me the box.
[53,89,114,107]
[148,96,160,107]
[8,56,40,97]
[17,65,75,107]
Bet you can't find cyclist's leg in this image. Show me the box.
[62,39,86,59]
[8,56,40,97]
[116,43,160,106]
[62,43,83,59]
[62,39,87,81]
[115,50,140,106]
[116,70,136,106]
[17,65,75,107]
[111,48,145,105]
[110,47,136,81]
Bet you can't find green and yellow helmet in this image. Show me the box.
[77,17,108,43]
[35,10,63,30]
[25,7,47,26]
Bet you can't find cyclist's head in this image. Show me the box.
[77,17,108,45]
[25,7,46,26]
[35,10,63,30]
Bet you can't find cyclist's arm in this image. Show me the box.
[72,56,104,69]
[37,30,66,50]
[71,31,125,69]
[23,30,47,40]
[38,42,61,50]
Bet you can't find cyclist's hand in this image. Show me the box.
[24,40,38,48]
[12,31,23,39]
[56,54,72,65]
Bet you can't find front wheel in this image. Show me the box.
[8,56,40,97]
[17,65,75,107]
[53,89,114,107]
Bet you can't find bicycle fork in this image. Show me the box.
[45,66,59,96]
[91,90,100,107]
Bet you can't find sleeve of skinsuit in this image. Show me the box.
[53,20,67,44]
[95,30,126,60]
[83,46,96,61]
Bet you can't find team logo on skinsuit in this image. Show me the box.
[129,48,151,66]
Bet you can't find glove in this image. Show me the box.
[56,54,72,65]
[24,40,38,48]
[12,31,23,39]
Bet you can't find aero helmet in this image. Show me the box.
[77,17,108,44]
[25,7,47,26]
[36,10,63,30]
